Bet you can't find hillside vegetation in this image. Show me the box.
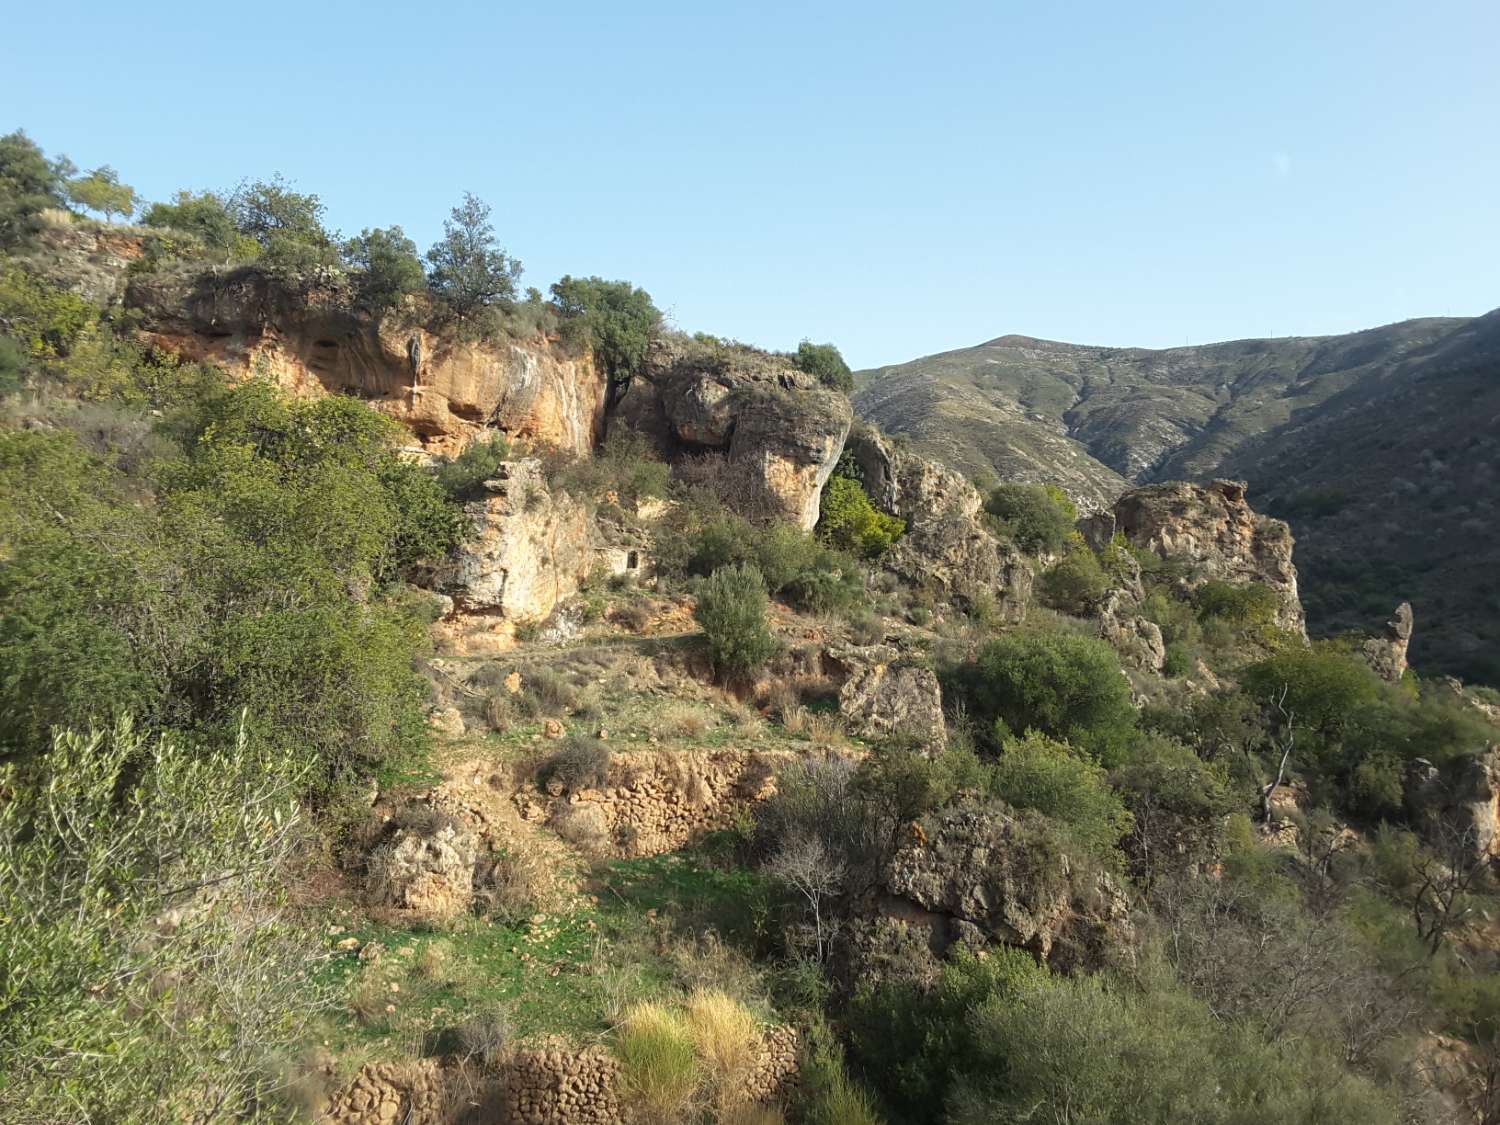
[4,128,1500,1125]
[855,314,1500,681]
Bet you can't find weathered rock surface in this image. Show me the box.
[1096,589,1167,674]
[622,341,852,529]
[825,643,947,748]
[883,804,1131,965]
[1363,602,1414,683]
[20,212,148,304]
[846,425,1034,618]
[318,1058,445,1125]
[1082,478,1305,633]
[432,460,596,654]
[1404,747,1500,863]
[125,266,605,455]
[366,815,479,920]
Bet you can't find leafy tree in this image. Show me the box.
[983,482,1077,554]
[426,192,522,318]
[0,719,326,1121]
[988,730,1132,861]
[141,190,257,261]
[64,165,136,221]
[228,174,337,275]
[550,275,661,406]
[1110,734,1234,883]
[694,563,779,679]
[958,629,1138,762]
[0,130,64,245]
[1037,545,1109,613]
[818,475,905,558]
[1243,644,1382,751]
[794,339,854,394]
[342,225,426,312]
[1193,579,1277,626]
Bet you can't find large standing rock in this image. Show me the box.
[1096,590,1167,674]
[126,265,606,456]
[625,341,852,529]
[1081,478,1305,634]
[436,459,596,651]
[1404,747,1500,864]
[882,804,1130,962]
[845,425,1034,618]
[366,812,479,919]
[825,644,947,748]
[1363,602,1414,683]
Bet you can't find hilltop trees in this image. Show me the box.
[342,225,426,312]
[983,482,1077,554]
[65,165,136,221]
[426,192,522,319]
[794,339,855,394]
[550,275,661,406]
[0,130,64,246]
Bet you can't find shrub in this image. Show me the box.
[1110,734,1234,882]
[1037,546,1109,613]
[538,736,611,791]
[616,1001,701,1124]
[793,340,855,394]
[988,731,1132,862]
[435,432,511,498]
[484,691,515,732]
[954,629,1137,762]
[819,476,905,558]
[426,192,522,320]
[1162,643,1193,677]
[454,1003,513,1066]
[983,482,1076,554]
[523,666,580,715]
[695,564,779,679]
[1193,579,1278,626]
[0,130,66,246]
[141,190,258,261]
[0,720,325,1122]
[797,1020,884,1125]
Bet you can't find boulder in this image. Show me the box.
[826,644,947,748]
[366,813,479,919]
[1081,478,1305,633]
[1096,590,1166,674]
[1362,602,1414,683]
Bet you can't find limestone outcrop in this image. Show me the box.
[1404,748,1500,863]
[1363,602,1414,683]
[365,814,479,920]
[1081,478,1305,633]
[619,340,852,529]
[845,425,1034,620]
[432,460,596,654]
[1096,590,1167,674]
[882,804,1132,966]
[825,643,947,748]
[125,266,605,456]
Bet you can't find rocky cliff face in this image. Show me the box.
[617,340,852,530]
[1083,478,1305,634]
[125,266,605,456]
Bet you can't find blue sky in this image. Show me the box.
[5,0,1497,368]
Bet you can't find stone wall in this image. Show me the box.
[515,748,798,857]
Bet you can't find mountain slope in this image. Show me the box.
[855,311,1500,681]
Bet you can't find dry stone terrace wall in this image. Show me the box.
[515,748,801,857]
[319,1029,800,1124]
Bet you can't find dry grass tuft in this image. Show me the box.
[721,1105,786,1125]
[660,702,711,740]
[684,988,759,1111]
[414,940,454,983]
[616,1001,701,1123]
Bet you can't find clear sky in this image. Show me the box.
[5,0,1498,368]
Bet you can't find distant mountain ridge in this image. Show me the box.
[854,310,1500,681]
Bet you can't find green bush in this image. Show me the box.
[988,730,1132,861]
[342,225,426,312]
[819,475,905,558]
[435,431,511,498]
[141,190,261,263]
[0,379,464,784]
[982,482,1076,554]
[1161,643,1192,677]
[1110,734,1234,882]
[0,130,65,246]
[954,629,1137,763]
[792,340,855,394]
[0,720,325,1122]
[550,276,661,400]
[695,564,779,679]
[1037,546,1109,613]
[1193,579,1278,626]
